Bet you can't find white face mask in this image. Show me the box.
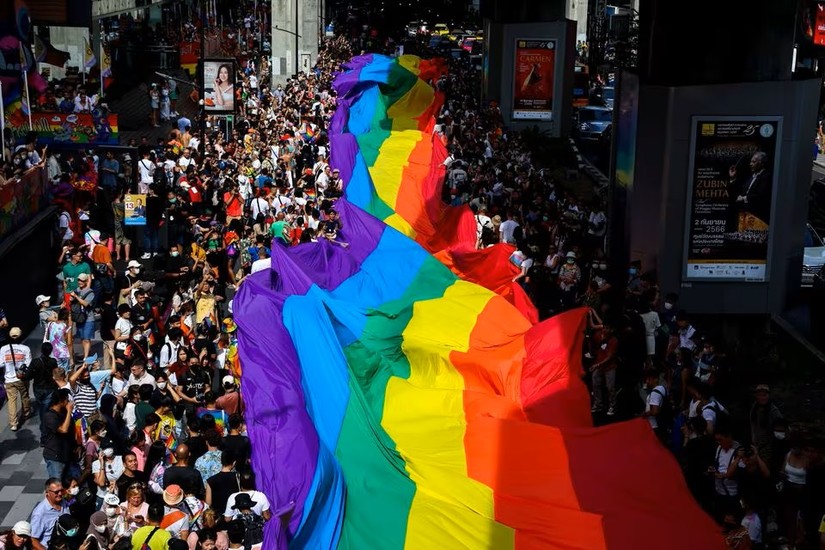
[69,486,79,496]
[105,506,118,517]
[95,524,107,534]
[99,430,107,438]
[774,431,786,440]
[664,302,674,310]
[157,382,167,389]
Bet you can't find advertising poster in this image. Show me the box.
[124,194,147,226]
[5,112,118,145]
[816,3,825,46]
[512,39,556,120]
[683,117,782,282]
[203,58,236,114]
[614,71,639,190]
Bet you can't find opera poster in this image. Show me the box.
[512,39,555,120]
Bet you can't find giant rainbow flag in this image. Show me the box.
[234,54,723,549]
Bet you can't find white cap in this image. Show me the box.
[127,260,141,269]
[103,493,120,506]
[35,294,50,306]
[222,375,235,387]
[12,521,31,537]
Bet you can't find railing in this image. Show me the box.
[0,167,49,243]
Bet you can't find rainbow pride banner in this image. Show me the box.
[234,55,723,549]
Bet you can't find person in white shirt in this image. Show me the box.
[712,427,740,507]
[474,207,493,243]
[127,361,156,390]
[137,152,156,194]
[224,470,272,522]
[499,212,520,245]
[587,205,607,250]
[178,149,196,171]
[642,371,668,433]
[250,195,271,221]
[1,327,32,431]
[739,497,762,545]
[74,92,93,113]
[158,328,183,370]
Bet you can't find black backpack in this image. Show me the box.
[702,400,731,429]
[238,512,264,550]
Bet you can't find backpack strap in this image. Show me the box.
[141,526,160,548]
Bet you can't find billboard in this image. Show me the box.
[614,71,639,190]
[6,112,119,145]
[203,59,237,114]
[512,39,556,120]
[124,194,147,226]
[683,117,782,282]
[816,3,825,45]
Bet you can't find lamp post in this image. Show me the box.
[274,0,301,77]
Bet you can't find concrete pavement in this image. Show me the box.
[0,322,105,531]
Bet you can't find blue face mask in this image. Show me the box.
[65,528,78,537]
[628,267,638,276]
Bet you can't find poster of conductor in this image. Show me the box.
[512,39,556,120]
[683,117,782,282]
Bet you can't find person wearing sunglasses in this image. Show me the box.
[29,478,69,550]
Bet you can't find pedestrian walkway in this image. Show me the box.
[0,323,105,531]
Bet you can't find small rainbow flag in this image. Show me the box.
[299,123,316,143]
[72,409,88,447]
[197,407,228,435]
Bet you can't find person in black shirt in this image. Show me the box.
[115,451,149,502]
[163,243,192,284]
[130,290,154,334]
[223,414,251,468]
[206,449,239,517]
[183,416,207,464]
[99,292,118,371]
[27,342,59,436]
[163,444,204,499]
[176,356,211,407]
[42,389,79,484]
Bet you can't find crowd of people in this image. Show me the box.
[0,13,823,550]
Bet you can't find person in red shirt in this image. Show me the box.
[590,324,619,416]
[224,183,243,222]
[216,375,242,416]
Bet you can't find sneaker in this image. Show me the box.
[591,405,601,413]
[10,426,17,431]
[152,252,159,257]
[141,253,151,259]
[606,408,615,416]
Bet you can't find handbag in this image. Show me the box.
[76,483,95,505]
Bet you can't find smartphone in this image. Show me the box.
[134,515,144,522]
